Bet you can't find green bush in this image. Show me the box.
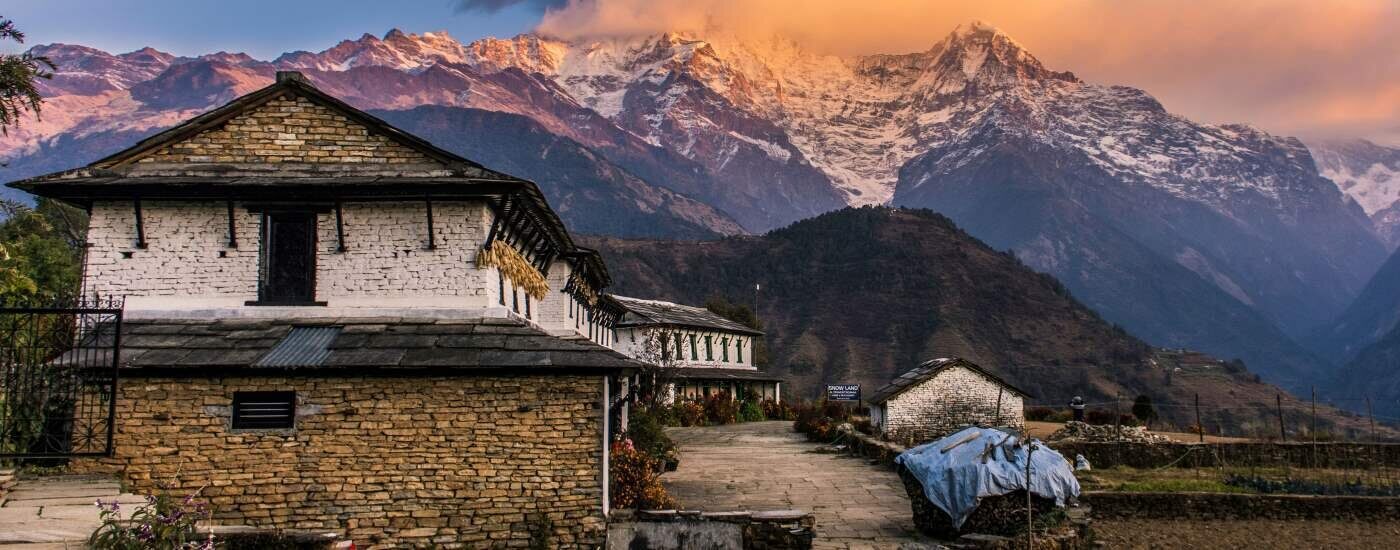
[738,401,765,423]
[626,407,677,463]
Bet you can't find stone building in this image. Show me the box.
[868,358,1028,444]
[9,72,643,547]
[609,295,781,402]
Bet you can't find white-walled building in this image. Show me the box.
[868,358,1028,444]
[609,295,781,401]
[7,72,642,547]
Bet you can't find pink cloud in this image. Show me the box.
[535,0,1400,144]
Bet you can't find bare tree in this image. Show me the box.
[629,328,684,411]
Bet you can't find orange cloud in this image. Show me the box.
[535,0,1400,144]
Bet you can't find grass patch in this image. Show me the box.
[1110,478,1255,493]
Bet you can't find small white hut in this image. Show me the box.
[869,358,1029,443]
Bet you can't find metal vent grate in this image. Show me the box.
[231,391,296,430]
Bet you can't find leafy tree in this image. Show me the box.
[0,17,54,134]
[0,199,87,302]
[1132,395,1158,428]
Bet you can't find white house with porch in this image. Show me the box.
[608,295,782,402]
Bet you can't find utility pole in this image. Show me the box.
[1025,441,1035,550]
[1367,394,1377,443]
[1113,393,1122,440]
[753,283,760,317]
[1311,386,1318,467]
[1276,393,1286,442]
[1194,393,1203,443]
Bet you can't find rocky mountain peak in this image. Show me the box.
[926,21,1079,91]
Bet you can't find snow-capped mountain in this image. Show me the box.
[1307,138,1400,248]
[2,24,1391,390]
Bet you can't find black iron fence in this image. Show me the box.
[0,296,123,459]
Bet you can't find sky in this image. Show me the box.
[4,0,1397,145]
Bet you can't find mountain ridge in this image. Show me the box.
[4,23,1389,399]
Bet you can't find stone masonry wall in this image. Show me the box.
[883,366,1024,444]
[84,201,495,310]
[134,96,432,167]
[85,200,261,303]
[71,375,606,548]
[317,201,491,305]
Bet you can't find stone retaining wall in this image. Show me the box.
[840,427,907,468]
[1084,491,1400,521]
[1050,441,1400,469]
[71,375,607,548]
[606,509,814,550]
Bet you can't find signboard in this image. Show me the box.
[826,384,861,402]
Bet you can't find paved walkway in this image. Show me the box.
[0,475,140,549]
[662,421,941,549]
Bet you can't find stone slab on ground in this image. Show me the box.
[662,421,943,550]
[0,475,135,545]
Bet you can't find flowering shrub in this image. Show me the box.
[610,439,677,510]
[793,400,852,442]
[89,484,212,550]
[760,398,796,421]
[669,400,707,426]
[703,393,739,425]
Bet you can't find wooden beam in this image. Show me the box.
[424,197,437,250]
[133,198,147,249]
[225,199,238,248]
[334,200,347,253]
[483,195,507,248]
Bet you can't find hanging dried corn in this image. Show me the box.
[477,242,549,299]
[566,271,600,306]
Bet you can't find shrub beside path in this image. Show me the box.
[661,421,941,549]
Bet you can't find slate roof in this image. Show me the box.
[867,358,1031,404]
[670,367,784,383]
[67,316,644,375]
[609,295,763,336]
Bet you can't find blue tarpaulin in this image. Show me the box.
[895,426,1080,528]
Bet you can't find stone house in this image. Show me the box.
[8,72,644,548]
[609,295,781,402]
[868,358,1029,444]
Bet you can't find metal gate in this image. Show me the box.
[0,297,123,459]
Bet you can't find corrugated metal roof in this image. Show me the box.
[254,326,341,367]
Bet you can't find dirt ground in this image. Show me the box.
[1092,518,1400,549]
[1025,421,1252,443]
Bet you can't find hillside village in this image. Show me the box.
[0,69,1395,550]
[0,9,1399,550]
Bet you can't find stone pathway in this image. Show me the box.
[662,421,941,549]
[0,475,140,549]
